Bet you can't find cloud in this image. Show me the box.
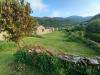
[50,11,61,17]
[78,2,100,17]
[80,8,100,17]
[50,10,71,17]
[26,0,48,11]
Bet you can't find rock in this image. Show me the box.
[58,53,100,65]
[73,56,81,63]
[87,58,99,65]
[26,45,100,65]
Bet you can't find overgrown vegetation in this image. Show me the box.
[63,21,100,55]
[85,33,100,43]
[14,48,100,75]
[0,0,100,75]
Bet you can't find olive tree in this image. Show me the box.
[0,0,35,43]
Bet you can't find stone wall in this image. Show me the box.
[36,25,55,35]
[26,45,100,65]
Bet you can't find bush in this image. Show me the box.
[66,31,84,42]
[33,53,62,75]
[86,19,100,33]
[14,48,62,75]
[14,48,33,65]
[61,60,88,75]
[14,48,100,75]
[85,33,100,43]
[78,37,100,54]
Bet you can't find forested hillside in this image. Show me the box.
[85,14,100,43]
[35,17,74,28]
[66,16,92,23]
[35,16,92,28]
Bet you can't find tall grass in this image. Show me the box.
[0,41,16,51]
[14,48,100,75]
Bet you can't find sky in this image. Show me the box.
[26,0,100,17]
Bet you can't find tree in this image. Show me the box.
[86,19,100,33]
[0,0,35,42]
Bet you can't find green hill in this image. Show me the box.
[35,16,92,28]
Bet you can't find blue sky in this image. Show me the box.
[26,0,100,17]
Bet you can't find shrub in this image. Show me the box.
[61,61,87,75]
[14,47,100,75]
[14,48,33,65]
[14,48,62,75]
[66,31,84,42]
[86,19,100,33]
[78,37,100,53]
[33,53,62,75]
[85,33,100,43]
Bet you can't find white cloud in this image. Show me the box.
[50,11,61,17]
[50,10,71,17]
[79,3,100,17]
[26,0,48,11]
[80,8,100,17]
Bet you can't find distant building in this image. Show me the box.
[35,23,55,35]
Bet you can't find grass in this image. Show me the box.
[0,41,41,75]
[0,41,17,75]
[0,31,99,75]
[23,31,99,57]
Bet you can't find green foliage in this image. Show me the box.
[86,19,100,33]
[14,49,62,75]
[66,32,81,42]
[36,17,76,28]
[14,48,33,65]
[0,0,35,42]
[66,16,92,23]
[33,53,61,75]
[64,30,84,42]
[85,33,100,43]
[0,41,16,51]
[80,38,100,53]
[64,25,86,33]
[14,49,100,75]
[36,16,92,28]
[64,28,100,55]
[74,25,86,31]
[23,31,99,56]
[61,60,88,75]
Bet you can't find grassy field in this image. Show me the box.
[0,42,40,75]
[0,42,17,75]
[23,31,99,57]
[0,31,99,74]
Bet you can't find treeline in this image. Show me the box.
[63,13,100,53]
[85,14,100,43]
[35,17,78,28]
[35,16,92,28]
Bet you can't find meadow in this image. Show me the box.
[23,31,99,57]
[0,31,100,74]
